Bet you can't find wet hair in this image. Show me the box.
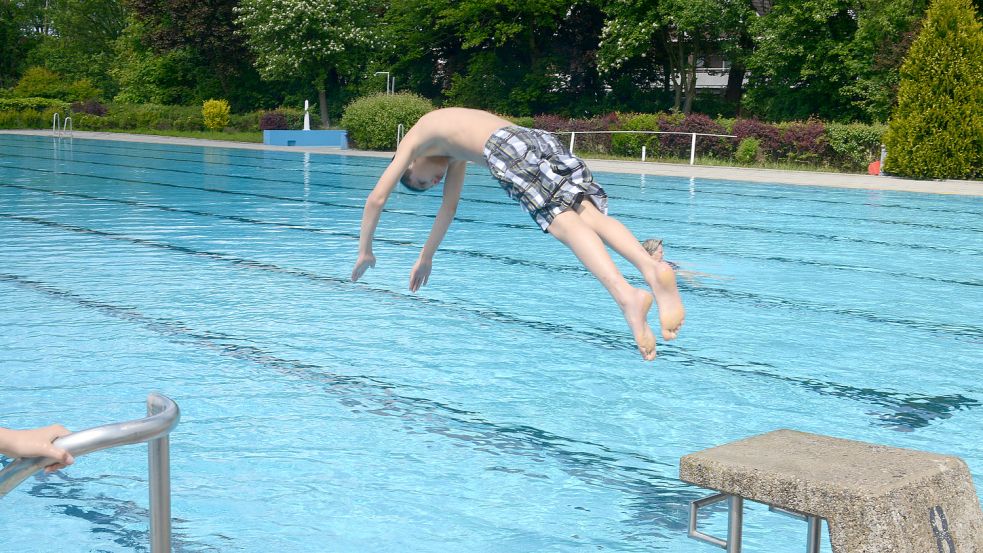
[400,170,427,192]
[641,238,663,255]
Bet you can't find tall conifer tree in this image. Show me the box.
[884,0,983,179]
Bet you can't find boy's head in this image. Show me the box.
[400,156,451,192]
[641,238,663,260]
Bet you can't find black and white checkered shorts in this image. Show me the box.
[483,126,608,232]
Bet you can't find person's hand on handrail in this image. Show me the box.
[0,425,75,473]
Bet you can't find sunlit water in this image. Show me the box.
[1,134,981,552]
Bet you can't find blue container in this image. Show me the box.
[263,129,348,148]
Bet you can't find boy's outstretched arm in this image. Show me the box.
[352,149,413,282]
[409,160,465,292]
[0,425,75,473]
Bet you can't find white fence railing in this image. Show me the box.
[558,130,738,165]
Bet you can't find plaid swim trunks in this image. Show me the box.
[483,126,608,232]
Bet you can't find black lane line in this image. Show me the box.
[2,214,977,431]
[4,138,982,233]
[5,181,983,340]
[3,154,981,259]
[0,272,702,537]
[5,134,982,220]
[4,163,983,290]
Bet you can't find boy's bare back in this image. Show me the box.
[400,108,513,164]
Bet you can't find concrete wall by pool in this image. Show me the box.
[263,130,348,148]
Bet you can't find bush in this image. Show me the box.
[611,113,662,157]
[202,99,230,131]
[341,92,434,150]
[735,138,762,164]
[279,108,309,130]
[71,100,108,116]
[780,119,828,163]
[825,122,886,171]
[260,111,288,130]
[12,67,101,102]
[229,112,260,133]
[732,118,783,159]
[884,0,983,179]
[0,108,61,129]
[509,115,536,128]
[0,97,70,113]
[659,113,733,159]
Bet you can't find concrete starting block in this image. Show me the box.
[680,429,983,552]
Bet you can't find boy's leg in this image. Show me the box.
[547,210,658,361]
[574,202,685,339]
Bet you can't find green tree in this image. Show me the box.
[599,0,751,114]
[22,0,126,96]
[382,0,610,116]
[235,0,382,126]
[744,0,931,122]
[884,0,983,179]
[0,0,38,88]
[126,0,264,109]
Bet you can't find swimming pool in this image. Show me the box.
[1,134,980,552]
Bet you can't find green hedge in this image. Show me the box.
[0,108,62,129]
[826,123,886,171]
[0,97,70,113]
[341,92,434,150]
[611,113,663,157]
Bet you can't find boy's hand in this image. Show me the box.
[351,252,376,282]
[409,257,432,292]
[1,425,75,473]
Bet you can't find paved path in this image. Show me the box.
[3,130,979,196]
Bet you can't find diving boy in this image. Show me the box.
[351,108,684,360]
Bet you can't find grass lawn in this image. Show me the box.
[98,128,264,143]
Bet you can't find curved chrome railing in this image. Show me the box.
[0,394,180,552]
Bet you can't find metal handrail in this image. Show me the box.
[0,394,180,552]
[560,130,739,164]
[63,116,73,137]
[52,112,61,137]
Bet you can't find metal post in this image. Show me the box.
[806,516,822,553]
[727,495,743,553]
[569,132,576,155]
[641,146,647,162]
[148,396,172,553]
[879,145,887,176]
[390,77,395,94]
[690,133,697,165]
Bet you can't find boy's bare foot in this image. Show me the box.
[622,287,657,361]
[646,261,686,340]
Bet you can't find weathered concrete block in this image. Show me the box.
[680,429,983,552]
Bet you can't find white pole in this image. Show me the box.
[569,132,576,155]
[690,133,697,165]
[641,145,647,162]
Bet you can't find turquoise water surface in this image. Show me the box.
[1,134,981,552]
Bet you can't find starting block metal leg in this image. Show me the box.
[689,492,743,552]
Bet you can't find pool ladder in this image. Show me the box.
[52,112,73,138]
[0,394,180,552]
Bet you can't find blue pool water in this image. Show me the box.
[0,134,981,552]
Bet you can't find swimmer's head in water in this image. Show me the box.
[641,238,663,260]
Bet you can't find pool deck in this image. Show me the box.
[3,130,980,196]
